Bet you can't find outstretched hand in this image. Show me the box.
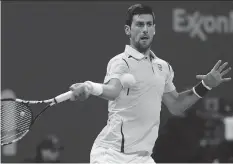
[196,60,231,88]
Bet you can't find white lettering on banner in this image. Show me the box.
[173,8,233,41]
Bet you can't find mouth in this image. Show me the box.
[140,36,149,41]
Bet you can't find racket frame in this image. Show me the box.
[1,98,53,146]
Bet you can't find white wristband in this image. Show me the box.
[84,81,103,96]
[201,80,212,90]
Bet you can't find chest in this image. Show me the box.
[129,60,167,95]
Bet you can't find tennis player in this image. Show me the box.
[70,4,232,163]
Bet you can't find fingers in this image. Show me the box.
[196,75,205,79]
[83,86,90,98]
[69,83,81,91]
[78,89,90,101]
[218,62,228,72]
[69,83,82,101]
[222,77,232,82]
[83,84,90,97]
[221,67,232,76]
[69,83,90,101]
[70,93,77,101]
[84,81,93,92]
[84,85,89,93]
[212,60,222,71]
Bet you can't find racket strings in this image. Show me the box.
[1,105,31,128]
[1,106,31,132]
[1,101,33,143]
[1,118,31,134]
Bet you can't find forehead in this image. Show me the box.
[132,14,154,23]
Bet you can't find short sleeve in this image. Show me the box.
[104,58,129,84]
[164,63,176,93]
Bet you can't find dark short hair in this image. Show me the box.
[125,4,155,27]
[38,135,64,151]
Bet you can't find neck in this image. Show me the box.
[130,43,150,56]
[141,49,150,56]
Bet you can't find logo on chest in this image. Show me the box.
[157,64,163,71]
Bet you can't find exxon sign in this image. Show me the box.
[172,8,233,41]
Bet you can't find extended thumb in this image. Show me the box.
[196,75,205,79]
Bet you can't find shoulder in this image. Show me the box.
[107,52,129,68]
[108,52,126,63]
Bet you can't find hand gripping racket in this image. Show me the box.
[1,91,72,146]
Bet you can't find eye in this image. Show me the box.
[147,22,153,27]
[136,22,144,27]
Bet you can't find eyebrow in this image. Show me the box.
[136,20,153,23]
[136,21,153,24]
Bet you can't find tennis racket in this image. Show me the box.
[1,91,73,146]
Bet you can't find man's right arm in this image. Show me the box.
[70,57,129,101]
[98,78,123,101]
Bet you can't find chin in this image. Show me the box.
[137,46,149,53]
[139,43,151,50]
[134,41,152,52]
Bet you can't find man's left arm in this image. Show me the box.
[163,60,231,115]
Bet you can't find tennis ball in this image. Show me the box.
[120,73,136,88]
[20,111,25,117]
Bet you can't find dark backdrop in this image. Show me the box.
[2,1,233,162]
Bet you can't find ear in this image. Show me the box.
[153,24,156,35]
[124,25,131,36]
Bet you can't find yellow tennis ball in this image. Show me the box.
[120,73,136,88]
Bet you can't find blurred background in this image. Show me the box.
[1,1,233,163]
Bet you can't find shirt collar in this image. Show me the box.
[124,45,156,60]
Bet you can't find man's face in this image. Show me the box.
[41,149,60,161]
[127,14,155,52]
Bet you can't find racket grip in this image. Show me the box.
[54,91,73,103]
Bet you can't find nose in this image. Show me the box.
[142,25,148,33]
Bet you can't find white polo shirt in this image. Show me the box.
[94,45,176,154]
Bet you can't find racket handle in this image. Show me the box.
[54,91,73,104]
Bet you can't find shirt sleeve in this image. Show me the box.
[164,63,176,93]
[104,58,129,85]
